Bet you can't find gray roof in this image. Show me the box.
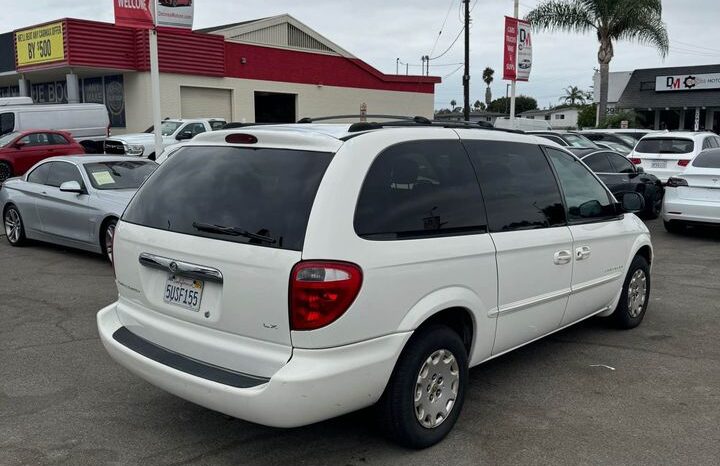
[617,64,720,109]
[198,17,272,33]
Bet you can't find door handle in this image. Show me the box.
[553,250,572,265]
[576,246,591,261]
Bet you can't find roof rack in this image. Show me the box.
[297,114,420,124]
[345,117,525,134]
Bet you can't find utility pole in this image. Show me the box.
[463,0,471,121]
[509,0,519,126]
[396,58,400,75]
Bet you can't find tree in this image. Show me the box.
[526,0,668,124]
[473,100,486,111]
[560,85,587,106]
[482,67,495,106]
[488,95,538,114]
[577,103,597,128]
[450,99,457,110]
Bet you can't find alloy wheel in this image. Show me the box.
[105,223,116,263]
[4,208,22,244]
[414,349,460,429]
[627,269,647,318]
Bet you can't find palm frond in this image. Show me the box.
[614,14,669,58]
[525,0,597,34]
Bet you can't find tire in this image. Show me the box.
[664,220,686,234]
[609,255,650,329]
[101,218,117,263]
[4,205,27,247]
[377,325,468,449]
[0,161,12,183]
[645,191,662,219]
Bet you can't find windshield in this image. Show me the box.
[145,121,183,136]
[635,138,694,154]
[84,161,158,190]
[122,146,333,251]
[603,141,631,155]
[0,132,20,147]
[563,134,599,149]
[615,134,637,147]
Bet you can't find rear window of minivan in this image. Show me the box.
[122,146,333,251]
[635,138,694,154]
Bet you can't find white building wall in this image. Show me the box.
[550,108,579,129]
[120,72,434,133]
[593,71,633,108]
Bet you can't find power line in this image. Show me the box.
[429,0,456,58]
[444,64,465,79]
[429,0,479,61]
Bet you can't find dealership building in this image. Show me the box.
[0,15,440,133]
[593,64,720,131]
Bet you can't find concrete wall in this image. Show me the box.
[120,72,435,133]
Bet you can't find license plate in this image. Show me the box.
[651,161,667,169]
[163,275,203,311]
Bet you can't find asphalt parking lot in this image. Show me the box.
[1,219,719,466]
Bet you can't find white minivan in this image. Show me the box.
[98,123,653,448]
[0,103,110,152]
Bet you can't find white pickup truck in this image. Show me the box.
[104,118,226,160]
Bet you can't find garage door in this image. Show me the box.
[180,87,232,121]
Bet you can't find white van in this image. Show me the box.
[494,117,552,131]
[0,103,110,152]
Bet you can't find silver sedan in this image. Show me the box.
[1,155,157,262]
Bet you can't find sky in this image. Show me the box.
[2,0,719,110]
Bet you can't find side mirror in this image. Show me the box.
[176,130,194,141]
[14,140,26,148]
[617,191,645,213]
[59,180,83,194]
[635,166,644,174]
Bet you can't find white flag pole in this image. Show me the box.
[149,0,163,158]
[509,0,519,128]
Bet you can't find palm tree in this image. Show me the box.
[473,100,482,111]
[526,0,668,124]
[450,99,457,111]
[560,85,586,106]
[482,67,495,106]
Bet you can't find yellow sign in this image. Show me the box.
[15,22,65,67]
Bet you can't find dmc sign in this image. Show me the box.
[656,73,720,92]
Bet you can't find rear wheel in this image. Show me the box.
[645,191,663,219]
[377,325,468,449]
[0,161,12,183]
[101,218,117,263]
[609,255,650,329]
[664,220,686,234]
[4,205,27,246]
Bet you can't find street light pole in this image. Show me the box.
[509,0,519,127]
[463,0,471,121]
[149,2,163,159]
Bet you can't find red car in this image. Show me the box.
[0,130,85,182]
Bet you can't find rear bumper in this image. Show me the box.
[98,303,410,428]
[662,195,720,224]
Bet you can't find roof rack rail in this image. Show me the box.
[346,117,525,134]
[297,114,419,124]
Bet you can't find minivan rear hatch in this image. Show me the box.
[113,145,334,377]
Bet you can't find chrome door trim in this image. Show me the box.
[139,253,224,284]
[488,288,572,317]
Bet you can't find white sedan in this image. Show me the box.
[663,149,720,233]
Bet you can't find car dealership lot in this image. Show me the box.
[1,220,718,465]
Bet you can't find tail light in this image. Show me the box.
[290,261,363,331]
[666,177,688,187]
[677,159,690,167]
[630,158,642,165]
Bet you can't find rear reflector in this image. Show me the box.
[630,158,642,165]
[225,133,258,144]
[677,159,690,167]
[290,261,362,331]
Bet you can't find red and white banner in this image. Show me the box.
[114,0,154,29]
[503,16,532,82]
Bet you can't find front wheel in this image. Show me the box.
[664,220,686,234]
[101,219,117,263]
[4,205,27,246]
[609,255,650,329]
[377,325,468,449]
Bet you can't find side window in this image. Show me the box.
[465,141,566,232]
[607,153,636,174]
[544,148,617,223]
[0,113,14,135]
[354,140,488,240]
[210,121,226,131]
[48,133,70,145]
[20,133,50,146]
[583,153,614,173]
[186,123,207,137]
[27,163,51,184]
[46,162,84,188]
[702,137,713,150]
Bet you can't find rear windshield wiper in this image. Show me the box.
[192,222,277,244]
